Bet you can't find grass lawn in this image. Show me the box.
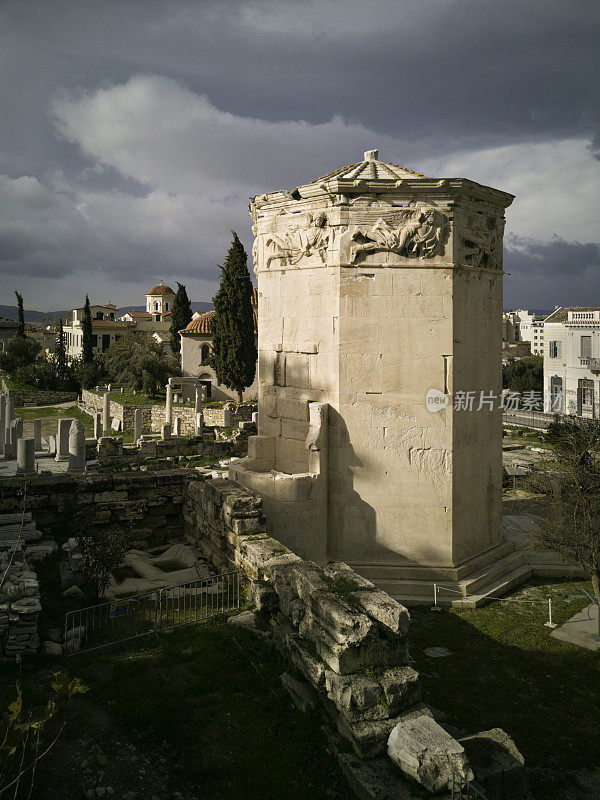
[0,620,348,800]
[409,578,600,799]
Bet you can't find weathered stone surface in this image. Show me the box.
[227,610,270,639]
[272,623,326,688]
[354,590,410,638]
[459,728,528,800]
[325,671,384,722]
[42,640,63,656]
[387,715,474,793]
[251,580,279,613]
[380,667,421,717]
[280,671,319,713]
[337,703,434,759]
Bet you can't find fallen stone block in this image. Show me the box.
[227,610,270,639]
[387,714,473,793]
[337,703,434,759]
[459,728,528,800]
[42,641,63,656]
[251,580,279,613]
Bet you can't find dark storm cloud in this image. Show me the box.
[504,236,600,309]
[0,0,598,309]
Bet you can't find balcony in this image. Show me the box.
[578,357,600,371]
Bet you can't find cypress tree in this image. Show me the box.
[169,282,193,353]
[82,295,94,364]
[210,231,257,403]
[55,318,67,383]
[15,291,26,338]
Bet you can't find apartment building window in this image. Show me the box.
[581,336,592,359]
[549,341,561,358]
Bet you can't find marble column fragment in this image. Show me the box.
[16,438,35,475]
[68,419,86,473]
[133,408,142,443]
[93,412,102,440]
[173,417,182,437]
[161,423,171,440]
[194,387,203,436]
[56,418,73,461]
[0,394,5,456]
[165,385,173,425]
[102,392,110,436]
[8,418,23,459]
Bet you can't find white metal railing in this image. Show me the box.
[64,570,240,654]
[579,357,600,370]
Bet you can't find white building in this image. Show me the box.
[503,308,545,355]
[543,306,600,417]
[63,303,131,360]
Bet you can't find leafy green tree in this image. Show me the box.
[528,417,600,607]
[0,336,41,376]
[81,526,133,599]
[75,355,107,391]
[169,282,193,353]
[81,295,94,364]
[104,330,180,396]
[502,355,543,397]
[210,231,257,403]
[14,291,25,339]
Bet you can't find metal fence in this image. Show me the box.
[502,409,558,430]
[451,772,488,800]
[64,570,240,654]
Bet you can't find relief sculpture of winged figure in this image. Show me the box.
[350,207,449,262]
[265,212,330,267]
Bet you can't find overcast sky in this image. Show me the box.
[1,0,599,312]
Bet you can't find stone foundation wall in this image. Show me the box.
[183,475,423,759]
[81,390,152,432]
[0,471,196,550]
[150,404,196,434]
[3,379,78,407]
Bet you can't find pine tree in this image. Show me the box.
[81,295,94,364]
[55,318,67,383]
[169,282,193,353]
[210,231,257,403]
[15,291,26,338]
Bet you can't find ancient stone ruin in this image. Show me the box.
[231,149,521,604]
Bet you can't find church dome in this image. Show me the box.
[146,283,175,296]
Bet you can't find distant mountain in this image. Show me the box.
[0,305,68,323]
[119,302,214,315]
[0,301,214,324]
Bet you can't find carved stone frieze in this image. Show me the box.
[265,211,331,268]
[348,206,449,262]
[457,213,503,270]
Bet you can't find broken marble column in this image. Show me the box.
[68,419,86,473]
[165,385,173,425]
[133,408,142,443]
[0,394,5,456]
[33,419,42,451]
[8,418,23,460]
[55,418,73,461]
[93,412,102,440]
[161,423,172,440]
[173,416,182,437]
[5,396,14,455]
[195,387,203,436]
[102,392,110,436]
[16,438,35,475]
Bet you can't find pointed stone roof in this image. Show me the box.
[310,149,428,183]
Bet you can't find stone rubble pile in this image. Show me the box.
[0,512,56,657]
[185,473,528,797]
